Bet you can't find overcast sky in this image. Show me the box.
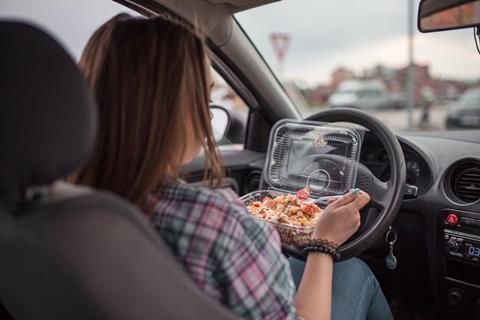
[2,0,478,86]
[237,0,480,85]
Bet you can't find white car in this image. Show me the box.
[328,79,405,109]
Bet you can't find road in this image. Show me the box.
[368,105,448,132]
[304,105,449,132]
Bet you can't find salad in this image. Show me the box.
[246,187,322,227]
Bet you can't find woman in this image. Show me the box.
[72,14,392,320]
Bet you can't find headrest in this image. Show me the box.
[0,21,97,194]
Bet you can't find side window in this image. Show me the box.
[210,68,248,147]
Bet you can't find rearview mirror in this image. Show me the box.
[210,104,230,143]
[418,0,480,32]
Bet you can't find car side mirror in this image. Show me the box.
[418,0,480,32]
[210,104,231,143]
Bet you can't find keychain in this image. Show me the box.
[385,226,398,270]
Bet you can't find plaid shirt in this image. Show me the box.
[149,183,299,319]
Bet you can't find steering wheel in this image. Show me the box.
[283,108,406,261]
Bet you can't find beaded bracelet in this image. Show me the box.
[302,239,341,260]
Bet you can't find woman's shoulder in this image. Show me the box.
[151,183,275,244]
[158,183,242,209]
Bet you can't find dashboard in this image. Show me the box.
[359,130,480,319]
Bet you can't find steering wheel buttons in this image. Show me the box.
[446,213,459,226]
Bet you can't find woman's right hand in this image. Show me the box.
[312,189,371,246]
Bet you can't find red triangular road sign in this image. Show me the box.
[270,33,290,61]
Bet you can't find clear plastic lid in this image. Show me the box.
[264,119,362,198]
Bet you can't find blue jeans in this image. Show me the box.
[289,257,393,320]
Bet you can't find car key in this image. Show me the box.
[385,226,398,270]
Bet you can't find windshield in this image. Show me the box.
[236,0,480,132]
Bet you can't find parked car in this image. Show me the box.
[446,87,480,128]
[328,79,405,109]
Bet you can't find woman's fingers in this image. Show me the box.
[345,191,371,211]
[313,190,370,245]
[328,188,360,209]
[326,197,338,204]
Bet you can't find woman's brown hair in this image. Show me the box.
[71,14,223,212]
[78,13,131,89]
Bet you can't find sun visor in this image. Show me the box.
[207,0,280,12]
[151,0,280,46]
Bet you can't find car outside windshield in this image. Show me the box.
[236,0,480,132]
[458,88,480,108]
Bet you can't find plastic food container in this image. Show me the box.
[241,190,326,246]
[241,120,363,246]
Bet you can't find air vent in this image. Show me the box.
[243,170,262,194]
[450,161,480,203]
